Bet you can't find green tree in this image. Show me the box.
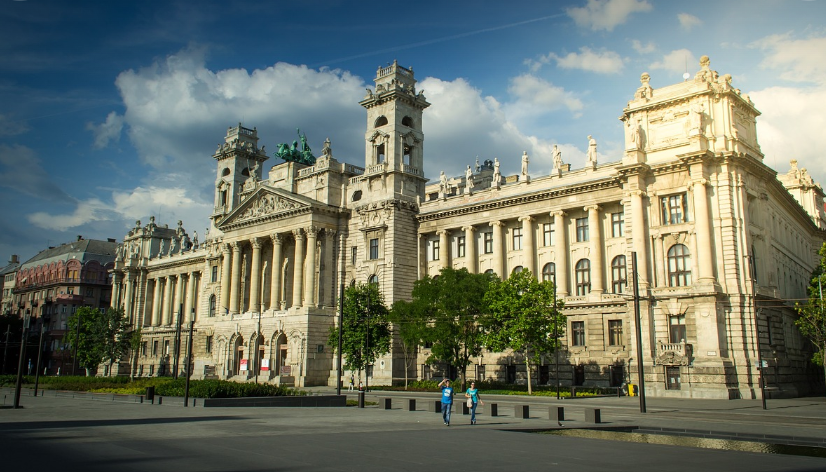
[129,326,142,380]
[483,269,565,395]
[796,242,826,394]
[389,299,428,389]
[327,283,391,384]
[412,268,497,391]
[65,307,131,376]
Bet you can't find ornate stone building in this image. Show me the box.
[112,57,825,398]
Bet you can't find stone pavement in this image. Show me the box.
[1,387,825,472]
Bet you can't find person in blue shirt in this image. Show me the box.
[465,381,483,425]
[438,378,454,426]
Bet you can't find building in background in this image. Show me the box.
[1,255,21,316]
[111,58,825,398]
[13,236,117,375]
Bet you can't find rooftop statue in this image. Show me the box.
[275,129,316,165]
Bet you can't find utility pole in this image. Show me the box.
[747,253,767,410]
[13,310,31,409]
[184,318,194,407]
[553,284,560,400]
[336,283,344,396]
[631,252,646,413]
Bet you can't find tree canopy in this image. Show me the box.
[795,242,826,394]
[389,299,428,389]
[410,267,497,390]
[483,269,564,394]
[65,306,131,376]
[327,283,390,383]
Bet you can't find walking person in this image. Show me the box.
[438,379,454,426]
[465,381,483,425]
[348,374,354,392]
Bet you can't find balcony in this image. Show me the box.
[656,340,693,366]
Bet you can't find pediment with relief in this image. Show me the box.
[220,188,308,228]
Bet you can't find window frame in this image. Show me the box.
[576,217,589,242]
[575,259,591,296]
[457,235,466,258]
[611,255,627,294]
[661,193,688,225]
[571,321,586,346]
[608,320,623,346]
[431,239,440,261]
[483,232,493,254]
[512,227,523,251]
[611,212,624,237]
[369,238,379,260]
[542,262,556,284]
[667,244,692,287]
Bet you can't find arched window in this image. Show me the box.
[221,168,231,177]
[484,269,495,276]
[512,266,524,275]
[209,295,216,317]
[241,167,250,177]
[374,116,388,127]
[542,263,556,284]
[575,259,591,296]
[611,255,627,294]
[402,116,414,128]
[667,244,692,287]
[349,279,356,288]
[368,275,379,287]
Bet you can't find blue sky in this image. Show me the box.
[2,0,826,262]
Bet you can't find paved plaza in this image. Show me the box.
[1,388,825,472]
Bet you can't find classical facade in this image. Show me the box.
[1,254,21,316]
[12,237,117,375]
[112,57,825,398]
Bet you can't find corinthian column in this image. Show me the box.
[123,271,135,322]
[691,179,715,284]
[292,229,305,308]
[553,211,569,296]
[220,244,232,315]
[162,276,173,325]
[230,242,242,314]
[304,227,318,307]
[490,221,505,278]
[437,229,450,270]
[270,234,283,310]
[184,271,198,322]
[151,277,162,326]
[249,237,262,313]
[519,216,535,275]
[586,205,604,295]
[629,190,649,288]
[111,272,123,309]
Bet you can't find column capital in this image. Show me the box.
[489,220,504,228]
[222,243,232,254]
[251,237,263,249]
[436,229,450,237]
[271,233,283,245]
[231,241,241,252]
[627,189,647,198]
[584,204,601,213]
[551,210,567,218]
[461,225,476,233]
[306,225,320,237]
[293,228,305,240]
[688,178,709,190]
[324,230,337,241]
[518,215,534,223]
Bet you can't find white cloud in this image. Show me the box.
[750,86,826,189]
[28,198,112,232]
[649,49,697,76]
[751,33,826,85]
[631,39,655,54]
[0,114,30,137]
[567,0,652,32]
[87,111,124,149]
[677,13,702,31]
[507,74,584,117]
[0,144,72,202]
[540,47,624,74]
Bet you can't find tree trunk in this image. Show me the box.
[822,343,826,398]
[525,351,533,395]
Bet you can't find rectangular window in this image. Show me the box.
[543,222,555,246]
[140,341,147,357]
[571,321,586,346]
[164,340,170,356]
[152,340,159,356]
[432,239,440,261]
[211,265,218,282]
[661,193,688,225]
[206,335,213,354]
[457,236,466,258]
[351,246,357,265]
[369,238,379,260]
[608,320,623,346]
[611,212,624,237]
[669,315,686,343]
[512,227,523,251]
[576,217,589,242]
[85,288,93,297]
[483,232,493,254]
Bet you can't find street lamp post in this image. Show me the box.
[13,309,31,409]
[553,283,560,400]
[2,323,10,375]
[33,300,50,396]
[746,253,767,410]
